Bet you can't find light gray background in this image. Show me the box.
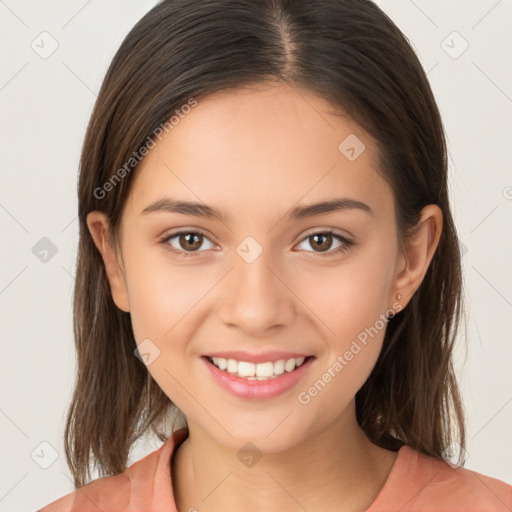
[0,1,511,511]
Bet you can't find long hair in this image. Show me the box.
[65,0,466,488]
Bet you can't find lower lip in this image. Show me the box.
[201,356,315,400]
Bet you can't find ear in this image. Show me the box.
[390,204,443,309]
[86,211,130,313]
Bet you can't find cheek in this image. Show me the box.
[295,250,393,389]
[124,254,207,409]
[297,252,393,338]
[125,247,210,343]
[123,250,220,406]
[297,276,389,419]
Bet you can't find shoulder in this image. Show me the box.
[370,444,512,512]
[35,471,131,512]
[35,428,188,512]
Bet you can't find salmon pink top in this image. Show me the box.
[37,427,512,511]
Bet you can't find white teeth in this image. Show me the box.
[284,358,296,372]
[227,359,238,373]
[217,357,227,371]
[210,356,308,379]
[238,361,255,377]
[273,359,285,375]
[256,361,274,377]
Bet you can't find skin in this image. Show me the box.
[87,82,442,512]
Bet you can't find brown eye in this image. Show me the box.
[297,230,353,257]
[160,230,215,254]
[309,233,334,252]
[178,232,203,251]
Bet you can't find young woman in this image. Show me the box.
[37,0,512,510]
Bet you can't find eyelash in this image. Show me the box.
[158,229,354,258]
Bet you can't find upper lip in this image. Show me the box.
[203,351,313,364]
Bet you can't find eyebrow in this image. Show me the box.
[141,196,373,221]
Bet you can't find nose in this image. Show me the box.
[217,249,296,336]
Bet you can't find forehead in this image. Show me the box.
[124,82,393,224]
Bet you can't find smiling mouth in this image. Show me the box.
[204,355,315,380]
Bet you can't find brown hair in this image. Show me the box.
[65,0,467,488]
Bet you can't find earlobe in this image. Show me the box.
[391,204,443,307]
[86,211,130,313]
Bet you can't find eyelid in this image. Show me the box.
[159,226,351,242]
[299,226,353,241]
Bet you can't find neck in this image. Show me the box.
[171,400,397,512]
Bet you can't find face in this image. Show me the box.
[90,82,414,453]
